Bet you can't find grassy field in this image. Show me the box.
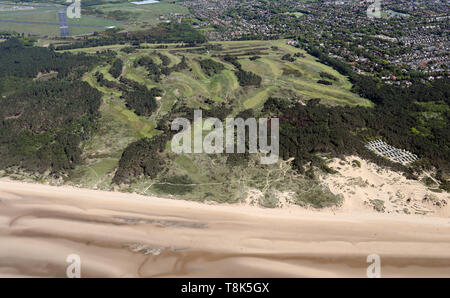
[85,0,189,31]
[103,39,370,110]
[0,2,121,36]
[67,64,160,189]
[61,39,366,205]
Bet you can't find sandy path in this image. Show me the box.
[1,179,450,277]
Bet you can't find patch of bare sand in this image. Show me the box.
[321,156,450,217]
[1,179,450,277]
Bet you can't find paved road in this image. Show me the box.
[58,8,69,36]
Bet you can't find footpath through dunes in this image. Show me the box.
[1,179,450,277]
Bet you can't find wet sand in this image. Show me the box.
[1,179,450,277]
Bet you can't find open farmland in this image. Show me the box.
[0,1,122,36]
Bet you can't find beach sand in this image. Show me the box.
[1,179,450,277]
[321,156,450,217]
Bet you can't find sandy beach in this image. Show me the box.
[1,179,450,277]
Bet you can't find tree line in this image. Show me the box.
[55,23,206,51]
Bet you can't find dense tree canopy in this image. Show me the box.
[109,58,123,79]
[0,39,102,175]
[0,38,98,78]
[199,59,225,76]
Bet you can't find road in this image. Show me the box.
[58,8,69,37]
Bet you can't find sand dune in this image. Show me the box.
[1,179,450,277]
[322,156,450,217]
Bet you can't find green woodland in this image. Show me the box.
[0,38,102,173]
